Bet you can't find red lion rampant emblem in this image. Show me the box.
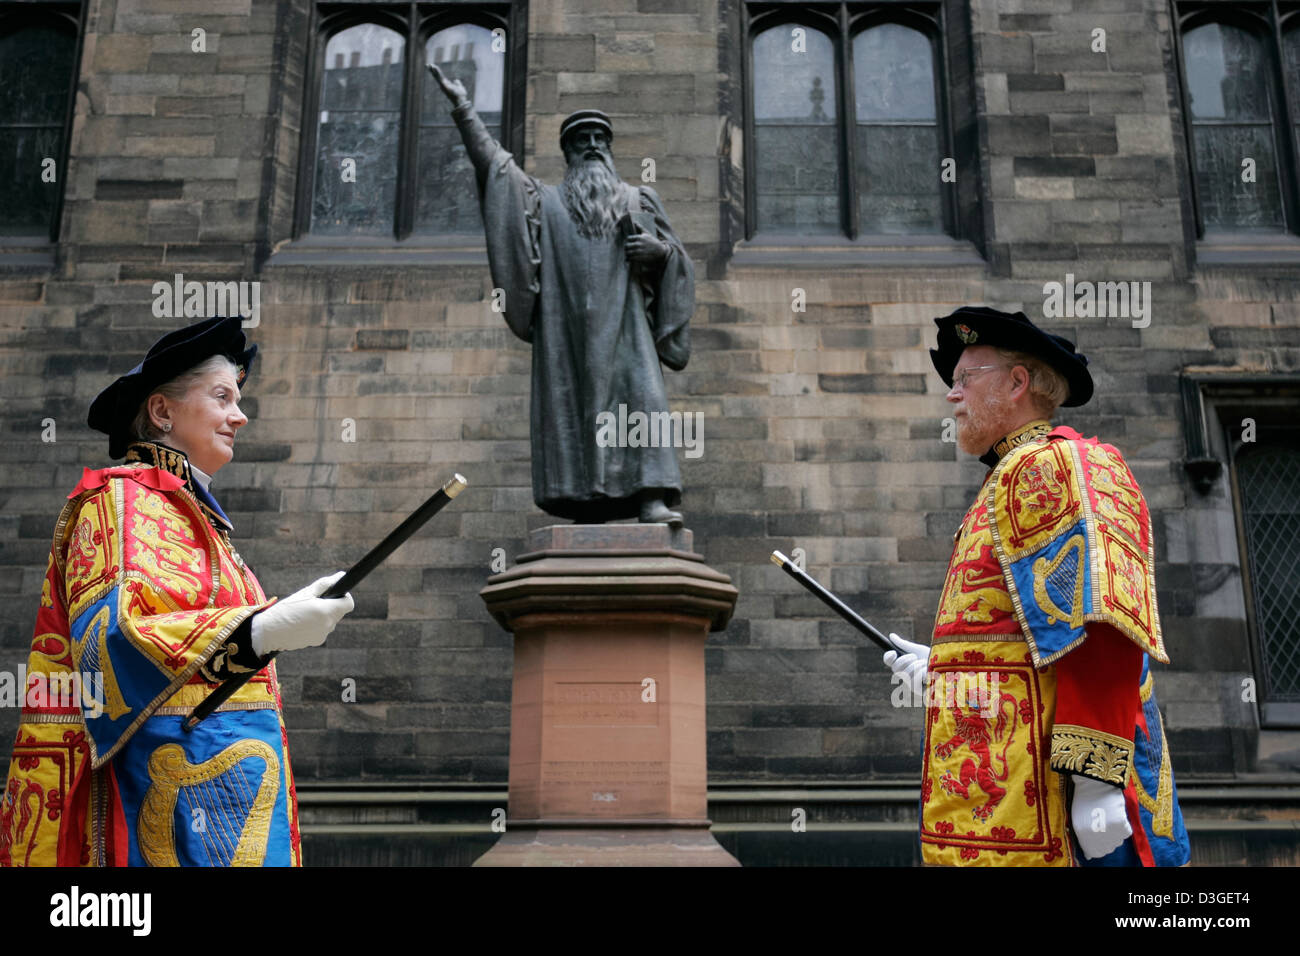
[66,517,101,583]
[934,689,1020,822]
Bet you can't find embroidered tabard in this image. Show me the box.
[987,427,1167,667]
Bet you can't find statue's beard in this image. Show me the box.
[561,155,622,239]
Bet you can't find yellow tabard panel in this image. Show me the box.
[921,640,1073,867]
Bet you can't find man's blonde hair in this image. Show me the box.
[994,348,1069,417]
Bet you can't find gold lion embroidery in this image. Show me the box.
[130,545,203,606]
[132,489,189,539]
[1086,446,1144,542]
[937,569,1015,626]
[130,490,206,601]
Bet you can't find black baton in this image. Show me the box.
[183,473,469,732]
[770,550,901,653]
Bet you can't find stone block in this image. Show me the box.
[986,114,1051,155]
[1116,112,1174,156]
[982,72,1009,115]
[535,35,596,71]
[977,33,1034,72]
[1015,176,1075,200]
[1008,90,1090,113]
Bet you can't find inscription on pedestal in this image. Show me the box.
[552,681,659,727]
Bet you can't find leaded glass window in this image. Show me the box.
[745,4,951,239]
[313,24,405,236]
[0,8,80,238]
[853,24,942,234]
[1235,431,1300,708]
[1227,429,1300,723]
[1182,22,1285,232]
[299,4,520,241]
[1174,5,1300,239]
[753,25,839,234]
[1285,26,1300,175]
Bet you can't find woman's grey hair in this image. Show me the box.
[129,354,239,444]
[994,347,1070,417]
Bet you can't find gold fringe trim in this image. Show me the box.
[931,632,1027,645]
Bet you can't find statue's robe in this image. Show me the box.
[1,442,301,867]
[920,421,1191,866]
[454,104,694,521]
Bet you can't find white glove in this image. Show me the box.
[250,571,354,657]
[1071,774,1132,859]
[883,634,930,698]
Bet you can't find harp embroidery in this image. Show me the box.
[76,604,131,722]
[1134,671,1176,838]
[1031,534,1086,629]
[138,740,280,867]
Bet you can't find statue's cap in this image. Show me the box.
[560,110,613,148]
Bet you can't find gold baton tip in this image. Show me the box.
[770,550,787,567]
[443,473,468,498]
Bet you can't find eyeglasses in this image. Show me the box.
[951,365,1007,389]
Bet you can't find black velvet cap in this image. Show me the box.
[88,316,257,458]
[930,306,1093,407]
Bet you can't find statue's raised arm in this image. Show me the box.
[428,63,508,181]
[428,60,541,342]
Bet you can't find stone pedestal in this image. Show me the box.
[474,524,740,866]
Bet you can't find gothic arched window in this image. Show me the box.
[312,23,406,236]
[752,24,840,235]
[1181,21,1286,232]
[1174,5,1300,244]
[298,5,519,242]
[0,6,81,238]
[852,23,942,235]
[744,5,960,241]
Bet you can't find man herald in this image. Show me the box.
[885,307,1191,866]
[430,64,694,526]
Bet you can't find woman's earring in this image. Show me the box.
[162,423,172,433]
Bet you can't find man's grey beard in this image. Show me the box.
[957,391,1012,456]
[561,154,623,239]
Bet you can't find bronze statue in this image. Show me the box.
[429,63,695,526]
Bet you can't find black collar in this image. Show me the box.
[979,419,1053,469]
